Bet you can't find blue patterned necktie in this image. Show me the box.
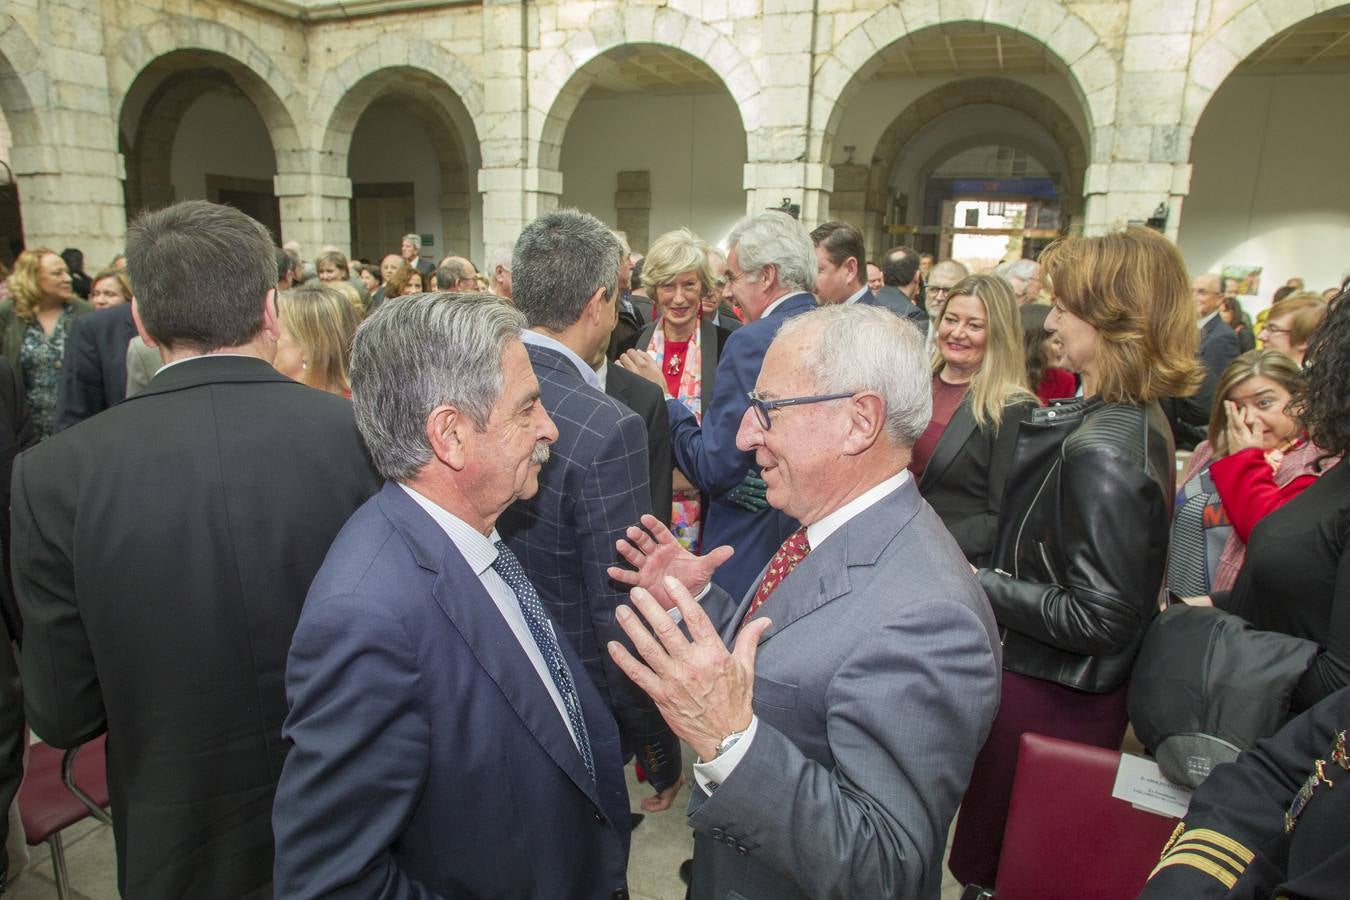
[491,540,595,782]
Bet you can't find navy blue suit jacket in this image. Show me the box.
[54,303,138,431]
[498,344,681,791]
[667,292,815,600]
[273,483,631,898]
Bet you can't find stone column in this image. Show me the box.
[614,171,650,254]
[1083,0,1197,239]
[275,169,353,255]
[742,160,832,226]
[12,0,124,262]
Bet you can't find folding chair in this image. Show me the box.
[18,735,112,899]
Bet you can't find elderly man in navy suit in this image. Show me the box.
[609,304,1001,900]
[498,209,684,811]
[619,211,815,602]
[273,294,631,897]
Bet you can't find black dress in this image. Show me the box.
[1222,458,1349,710]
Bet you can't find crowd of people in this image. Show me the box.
[0,198,1345,899]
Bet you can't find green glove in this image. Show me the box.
[725,470,769,513]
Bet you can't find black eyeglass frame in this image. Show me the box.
[746,390,857,430]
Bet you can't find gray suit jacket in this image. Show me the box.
[688,478,1002,899]
[124,337,163,398]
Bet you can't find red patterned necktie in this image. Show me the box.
[743,527,811,623]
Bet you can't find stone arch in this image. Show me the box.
[320,65,483,261]
[1184,1,1350,128]
[312,39,484,157]
[815,1,1112,165]
[530,7,762,170]
[0,14,45,147]
[108,20,302,171]
[873,78,1087,219]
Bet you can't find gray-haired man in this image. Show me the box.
[609,304,1002,900]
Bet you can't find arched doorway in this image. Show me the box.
[325,67,480,268]
[119,50,293,241]
[548,44,748,252]
[0,103,20,264]
[821,19,1097,261]
[1179,7,1350,306]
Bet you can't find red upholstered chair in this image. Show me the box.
[19,735,113,899]
[991,733,1179,900]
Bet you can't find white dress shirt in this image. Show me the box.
[843,285,870,305]
[694,470,912,792]
[399,484,583,753]
[521,329,602,390]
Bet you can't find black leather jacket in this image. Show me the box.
[978,398,1175,693]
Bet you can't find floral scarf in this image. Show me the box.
[648,319,704,549]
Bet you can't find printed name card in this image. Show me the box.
[1111,754,1193,819]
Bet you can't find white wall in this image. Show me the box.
[831,73,1091,166]
[348,101,447,257]
[558,90,747,248]
[1179,72,1350,311]
[169,90,275,198]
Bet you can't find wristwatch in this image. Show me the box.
[712,727,749,760]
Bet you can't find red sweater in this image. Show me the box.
[1208,446,1318,543]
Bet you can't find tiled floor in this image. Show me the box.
[4,750,966,899]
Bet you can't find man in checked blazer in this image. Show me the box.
[497,209,684,810]
[608,305,1002,899]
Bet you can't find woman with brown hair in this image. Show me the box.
[1218,294,1256,353]
[382,262,424,298]
[1259,291,1326,366]
[1167,350,1333,598]
[0,248,93,438]
[913,274,1038,566]
[948,226,1203,891]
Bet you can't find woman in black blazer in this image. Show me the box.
[912,274,1037,566]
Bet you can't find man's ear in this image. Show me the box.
[261,289,280,343]
[426,405,470,471]
[584,285,610,325]
[844,256,860,284]
[841,391,886,456]
[131,298,159,349]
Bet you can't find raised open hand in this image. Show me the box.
[1224,400,1265,454]
[607,514,733,609]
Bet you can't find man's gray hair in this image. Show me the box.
[776,304,932,447]
[996,258,1040,281]
[726,211,817,294]
[435,259,472,290]
[512,208,622,332]
[487,241,514,273]
[350,293,527,481]
[402,233,422,251]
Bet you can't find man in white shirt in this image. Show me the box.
[608,304,1002,900]
[272,293,633,898]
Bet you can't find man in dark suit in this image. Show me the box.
[875,245,930,334]
[52,303,137,431]
[623,211,814,602]
[810,220,874,306]
[400,233,435,280]
[1163,273,1240,449]
[608,305,1001,899]
[605,361,674,526]
[0,359,35,642]
[705,248,743,332]
[273,294,631,896]
[12,200,381,899]
[499,209,684,811]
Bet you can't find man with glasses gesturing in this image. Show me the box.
[607,304,1002,900]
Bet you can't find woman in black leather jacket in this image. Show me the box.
[948,226,1204,889]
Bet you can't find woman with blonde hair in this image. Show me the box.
[1,248,92,438]
[274,283,361,397]
[1259,291,1326,366]
[88,267,134,310]
[1167,349,1334,598]
[617,228,733,549]
[912,274,1037,565]
[948,226,1203,891]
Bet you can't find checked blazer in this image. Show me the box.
[498,344,682,791]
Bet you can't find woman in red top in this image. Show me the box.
[1166,349,1338,597]
[1020,302,1076,403]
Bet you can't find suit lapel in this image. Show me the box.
[377,484,605,807]
[920,394,977,490]
[739,480,923,645]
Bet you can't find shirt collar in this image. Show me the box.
[156,352,259,375]
[398,483,501,576]
[594,358,608,391]
[1198,310,1219,328]
[521,330,602,390]
[805,470,910,550]
[844,285,869,305]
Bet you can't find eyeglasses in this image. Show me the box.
[1263,324,1292,336]
[724,267,759,288]
[746,390,856,430]
[928,285,955,298]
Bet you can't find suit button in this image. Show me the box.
[723,836,736,847]
[710,828,724,839]
[611,890,629,900]
[737,845,748,856]
[594,812,606,825]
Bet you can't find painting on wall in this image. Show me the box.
[1221,264,1262,296]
